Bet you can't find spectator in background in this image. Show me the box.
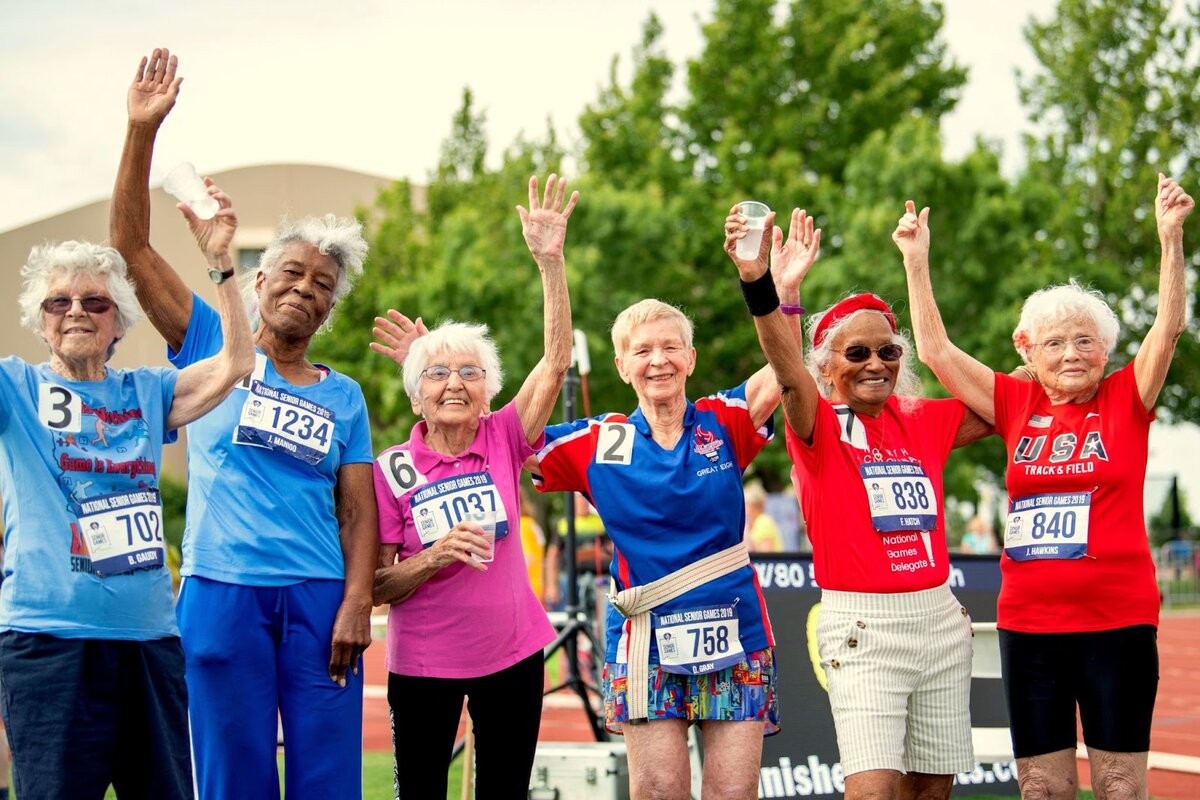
[745,481,784,553]
[960,516,999,555]
[543,493,610,609]
[518,484,547,602]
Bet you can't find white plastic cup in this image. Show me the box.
[162,162,219,220]
[467,509,497,563]
[734,200,771,260]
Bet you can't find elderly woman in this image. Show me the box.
[371,175,576,798]
[110,49,377,799]
[895,174,1193,799]
[0,192,251,798]
[534,293,783,793]
[727,206,991,800]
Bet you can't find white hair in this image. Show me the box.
[19,242,144,357]
[1012,279,1120,364]
[804,301,923,400]
[403,320,504,404]
[242,214,369,332]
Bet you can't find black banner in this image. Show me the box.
[754,554,1018,798]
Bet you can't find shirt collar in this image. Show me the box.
[628,400,696,436]
[408,417,489,467]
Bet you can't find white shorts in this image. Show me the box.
[816,583,974,776]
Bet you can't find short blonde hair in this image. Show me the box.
[610,299,694,357]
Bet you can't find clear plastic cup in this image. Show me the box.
[162,162,218,220]
[467,509,497,563]
[734,200,771,260]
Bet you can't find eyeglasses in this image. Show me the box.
[41,295,116,315]
[833,344,904,363]
[1035,336,1099,356]
[421,365,486,382]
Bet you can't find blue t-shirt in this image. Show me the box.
[169,295,374,585]
[534,382,775,664]
[0,357,179,639]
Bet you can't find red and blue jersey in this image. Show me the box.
[534,382,775,663]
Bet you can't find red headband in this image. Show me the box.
[813,293,897,347]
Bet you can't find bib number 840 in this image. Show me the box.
[1029,510,1077,540]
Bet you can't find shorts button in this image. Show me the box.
[960,607,968,616]
[847,639,858,648]
[830,659,840,668]
[856,620,866,629]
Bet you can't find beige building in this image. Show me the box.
[0,163,396,478]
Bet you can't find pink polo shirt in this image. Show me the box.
[373,401,554,678]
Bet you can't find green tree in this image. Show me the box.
[1017,0,1200,422]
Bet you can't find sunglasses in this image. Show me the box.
[41,295,115,315]
[835,343,904,363]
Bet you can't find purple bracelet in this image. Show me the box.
[780,304,806,316]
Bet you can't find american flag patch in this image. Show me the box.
[1028,414,1053,428]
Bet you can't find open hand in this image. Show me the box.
[370,310,428,366]
[771,208,821,293]
[517,174,579,263]
[128,48,182,126]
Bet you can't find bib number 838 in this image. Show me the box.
[890,481,931,510]
[687,625,731,658]
[1029,510,1077,540]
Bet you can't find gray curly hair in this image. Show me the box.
[241,214,368,333]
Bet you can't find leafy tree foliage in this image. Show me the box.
[315,0,1199,507]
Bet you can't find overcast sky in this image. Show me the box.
[2,0,1197,519]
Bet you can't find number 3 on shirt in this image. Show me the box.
[596,422,634,465]
[39,384,82,433]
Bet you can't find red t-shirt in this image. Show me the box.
[786,395,965,592]
[993,362,1158,633]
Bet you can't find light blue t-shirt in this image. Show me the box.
[0,357,179,639]
[170,295,374,586]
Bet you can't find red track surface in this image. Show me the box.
[362,610,1200,797]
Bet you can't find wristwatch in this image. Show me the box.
[208,266,236,285]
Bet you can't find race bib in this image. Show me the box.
[234,381,335,465]
[859,461,938,532]
[1004,491,1091,561]
[408,472,510,548]
[77,489,165,577]
[654,603,744,675]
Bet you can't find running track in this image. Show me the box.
[360,609,1200,798]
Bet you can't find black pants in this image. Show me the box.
[0,631,193,800]
[389,649,544,799]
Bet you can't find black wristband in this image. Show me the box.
[740,270,780,316]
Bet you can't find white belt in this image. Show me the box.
[608,542,750,721]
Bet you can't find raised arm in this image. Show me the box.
[110,48,193,350]
[726,206,823,440]
[513,174,578,444]
[1133,173,1193,411]
[894,201,997,424]
[166,184,255,429]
